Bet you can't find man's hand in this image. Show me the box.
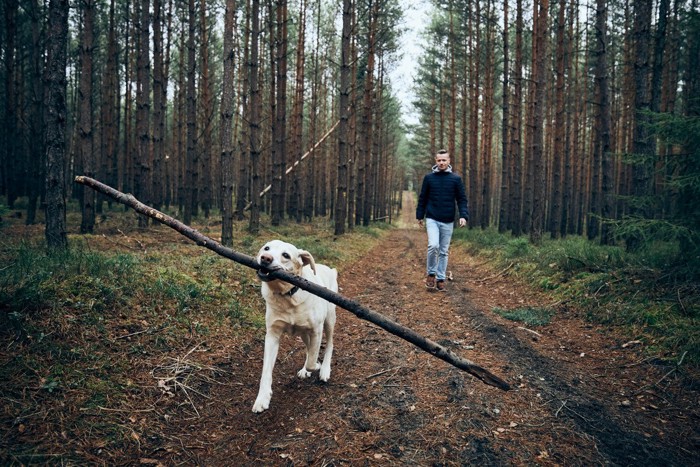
[418,219,423,227]
[459,218,467,228]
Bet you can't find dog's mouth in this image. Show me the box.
[257,267,280,282]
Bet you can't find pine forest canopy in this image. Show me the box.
[0,0,698,260]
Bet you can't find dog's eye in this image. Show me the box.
[264,246,270,251]
[282,252,290,259]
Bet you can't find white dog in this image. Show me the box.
[252,240,338,413]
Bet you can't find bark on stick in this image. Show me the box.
[74,176,511,391]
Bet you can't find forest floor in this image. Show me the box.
[2,192,699,466]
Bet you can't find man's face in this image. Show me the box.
[435,154,450,171]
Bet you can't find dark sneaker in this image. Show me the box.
[436,280,446,292]
[425,274,436,289]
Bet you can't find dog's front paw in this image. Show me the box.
[319,365,331,382]
[297,367,312,379]
[252,395,271,413]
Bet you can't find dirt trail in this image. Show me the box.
[149,192,698,466]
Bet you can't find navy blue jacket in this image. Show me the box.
[416,166,469,223]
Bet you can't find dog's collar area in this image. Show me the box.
[283,285,300,297]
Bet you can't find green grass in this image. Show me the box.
[493,306,555,327]
[453,227,699,366]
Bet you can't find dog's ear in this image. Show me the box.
[298,250,317,275]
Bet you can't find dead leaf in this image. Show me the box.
[140,458,165,466]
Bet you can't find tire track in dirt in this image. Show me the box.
[444,253,691,466]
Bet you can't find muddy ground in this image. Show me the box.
[2,193,699,466]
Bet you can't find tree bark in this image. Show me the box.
[509,0,524,235]
[26,0,45,225]
[468,0,481,225]
[595,0,614,245]
[271,0,288,226]
[498,0,510,233]
[335,0,352,236]
[198,0,213,218]
[236,0,251,221]
[184,0,198,225]
[75,175,511,392]
[549,0,566,239]
[529,0,548,245]
[101,0,119,209]
[78,0,96,234]
[3,0,19,209]
[248,0,262,233]
[290,0,306,223]
[628,0,653,250]
[45,0,70,250]
[135,0,151,228]
[152,0,165,210]
[220,0,237,246]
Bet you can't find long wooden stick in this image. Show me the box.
[74,176,511,391]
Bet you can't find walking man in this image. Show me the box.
[416,149,469,292]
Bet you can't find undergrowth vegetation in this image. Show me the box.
[453,227,699,366]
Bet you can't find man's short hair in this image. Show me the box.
[437,149,448,155]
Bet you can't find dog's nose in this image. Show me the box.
[259,253,273,266]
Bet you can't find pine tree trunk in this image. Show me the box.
[45,0,70,250]
[509,0,524,235]
[236,0,251,221]
[448,3,457,163]
[468,0,481,226]
[176,29,186,213]
[347,23,358,232]
[480,0,495,229]
[498,0,510,233]
[26,0,44,225]
[272,0,288,225]
[628,0,653,250]
[220,0,236,246]
[78,0,96,234]
[360,0,377,227]
[163,0,174,207]
[291,0,306,223]
[101,0,119,209]
[152,0,165,210]
[136,0,151,228]
[529,0,548,245]
[3,0,19,209]
[561,0,575,237]
[595,0,614,245]
[184,0,198,225]
[310,0,322,218]
[248,0,262,233]
[199,0,212,218]
[335,0,351,236]
[549,0,566,239]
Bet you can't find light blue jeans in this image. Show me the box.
[425,218,454,281]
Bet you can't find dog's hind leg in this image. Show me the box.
[298,330,322,379]
[319,308,336,382]
[252,332,280,413]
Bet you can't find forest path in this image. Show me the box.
[156,192,698,466]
